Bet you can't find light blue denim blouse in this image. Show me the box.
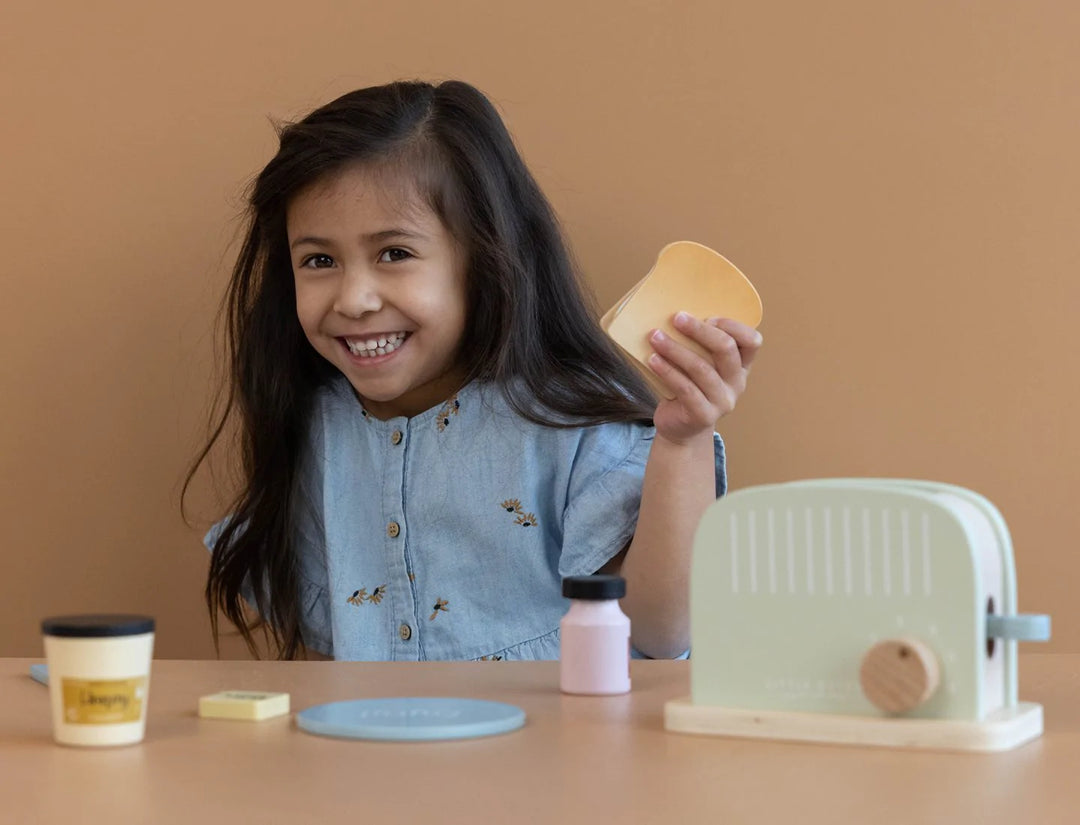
[207,375,726,660]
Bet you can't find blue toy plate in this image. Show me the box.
[30,663,49,685]
[296,697,526,742]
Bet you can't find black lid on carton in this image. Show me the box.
[562,575,626,601]
[41,614,155,638]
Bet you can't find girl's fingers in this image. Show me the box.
[665,315,745,391]
[646,353,715,421]
[646,313,762,431]
[649,329,726,401]
[703,316,764,369]
[672,312,763,371]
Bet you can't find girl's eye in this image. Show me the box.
[378,248,412,264]
[300,254,335,269]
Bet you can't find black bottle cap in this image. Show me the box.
[562,575,626,600]
[41,614,155,638]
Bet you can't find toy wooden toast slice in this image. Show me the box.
[601,242,763,398]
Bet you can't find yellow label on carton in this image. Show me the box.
[61,677,146,724]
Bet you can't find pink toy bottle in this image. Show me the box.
[559,575,631,695]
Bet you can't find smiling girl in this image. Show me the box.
[189,80,762,661]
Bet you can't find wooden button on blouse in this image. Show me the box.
[391,430,403,445]
[399,623,412,641]
[387,521,401,538]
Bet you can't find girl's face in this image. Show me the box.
[287,164,469,420]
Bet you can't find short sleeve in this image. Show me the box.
[558,427,728,578]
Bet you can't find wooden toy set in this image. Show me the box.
[34,246,1051,753]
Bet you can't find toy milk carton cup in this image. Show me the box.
[664,479,1051,751]
[42,614,155,746]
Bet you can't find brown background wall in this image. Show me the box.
[2,1,1077,658]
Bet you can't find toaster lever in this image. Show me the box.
[986,614,1051,642]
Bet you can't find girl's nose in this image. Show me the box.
[333,268,382,318]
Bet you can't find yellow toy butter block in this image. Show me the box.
[601,241,763,398]
[198,690,290,721]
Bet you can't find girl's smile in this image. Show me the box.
[287,163,468,420]
[341,331,410,359]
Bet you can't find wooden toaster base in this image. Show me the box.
[664,698,1043,752]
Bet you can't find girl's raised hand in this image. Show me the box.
[647,312,763,445]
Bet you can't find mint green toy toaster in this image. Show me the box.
[664,479,1051,751]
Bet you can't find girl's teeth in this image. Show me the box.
[347,332,405,356]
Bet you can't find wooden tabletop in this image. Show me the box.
[2,655,1077,823]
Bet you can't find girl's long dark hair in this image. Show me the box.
[185,80,657,659]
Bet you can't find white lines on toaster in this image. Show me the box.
[921,512,932,597]
[786,508,796,594]
[748,509,758,595]
[901,509,912,597]
[882,508,892,597]
[805,506,815,595]
[824,506,834,596]
[767,508,777,595]
[862,508,873,597]
[842,507,853,596]
[729,515,739,595]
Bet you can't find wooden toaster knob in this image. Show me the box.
[859,638,940,714]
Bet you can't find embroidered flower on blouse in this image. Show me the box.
[478,655,504,661]
[501,498,538,527]
[435,396,461,432]
[346,585,387,606]
[430,598,449,620]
